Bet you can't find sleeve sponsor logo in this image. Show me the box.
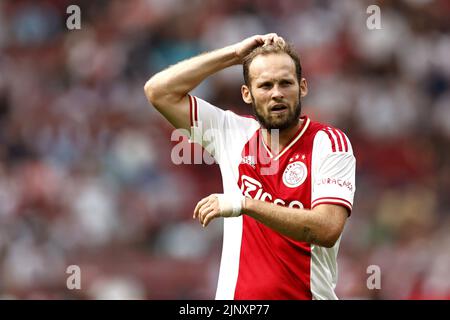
[316,178,353,192]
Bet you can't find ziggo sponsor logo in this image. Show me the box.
[240,175,304,208]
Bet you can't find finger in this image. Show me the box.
[203,210,220,227]
[263,36,273,46]
[273,36,284,46]
[198,197,216,222]
[265,33,278,44]
[199,205,215,226]
[198,203,215,226]
[274,34,285,46]
[260,33,271,45]
[254,35,265,45]
[270,33,278,42]
[193,196,211,219]
[274,35,285,45]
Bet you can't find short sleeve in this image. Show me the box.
[187,95,259,164]
[311,129,356,215]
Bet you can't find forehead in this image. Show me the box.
[248,53,297,83]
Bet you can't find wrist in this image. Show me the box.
[241,196,248,213]
[224,44,242,65]
[216,193,245,217]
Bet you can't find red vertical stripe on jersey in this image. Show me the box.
[330,128,343,152]
[336,129,348,152]
[323,129,336,152]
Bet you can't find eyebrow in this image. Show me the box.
[255,77,294,85]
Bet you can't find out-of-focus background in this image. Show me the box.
[0,0,449,299]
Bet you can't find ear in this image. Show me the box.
[241,85,253,105]
[300,78,308,98]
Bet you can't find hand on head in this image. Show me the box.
[234,33,286,63]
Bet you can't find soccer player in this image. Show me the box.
[144,33,356,300]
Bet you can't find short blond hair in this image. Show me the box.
[243,42,302,86]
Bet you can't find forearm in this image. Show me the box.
[243,198,343,247]
[144,45,239,102]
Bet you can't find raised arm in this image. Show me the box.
[143,33,284,130]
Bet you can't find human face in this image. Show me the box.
[241,53,307,130]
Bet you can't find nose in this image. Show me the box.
[271,84,284,100]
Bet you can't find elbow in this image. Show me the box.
[320,238,338,249]
[143,78,183,108]
[293,231,337,248]
[319,231,341,248]
[298,225,341,248]
[144,78,160,106]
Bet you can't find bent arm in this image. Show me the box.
[144,46,239,129]
[143,33,284,130]
[243,199,347,248]
[195,193,348,248]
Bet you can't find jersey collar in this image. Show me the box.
[260,116,310,161]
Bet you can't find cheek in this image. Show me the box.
[253,101,268,116]
[251,92,267,105]
[255,91,272,104]
[287,90,300,104]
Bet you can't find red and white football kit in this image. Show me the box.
[188,95,356,300]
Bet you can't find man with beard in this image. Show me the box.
[144,33,356,300]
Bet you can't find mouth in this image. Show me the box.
[269,104,288,114]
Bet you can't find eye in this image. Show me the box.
[280,80,293,87]
[258,82,272,89]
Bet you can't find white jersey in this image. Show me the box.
[188,95,356,300]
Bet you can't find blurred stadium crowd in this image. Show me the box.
[0,0,449,299]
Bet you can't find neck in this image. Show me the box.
[262,118,303,155]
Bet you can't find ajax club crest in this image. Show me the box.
[282,161,308,188]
